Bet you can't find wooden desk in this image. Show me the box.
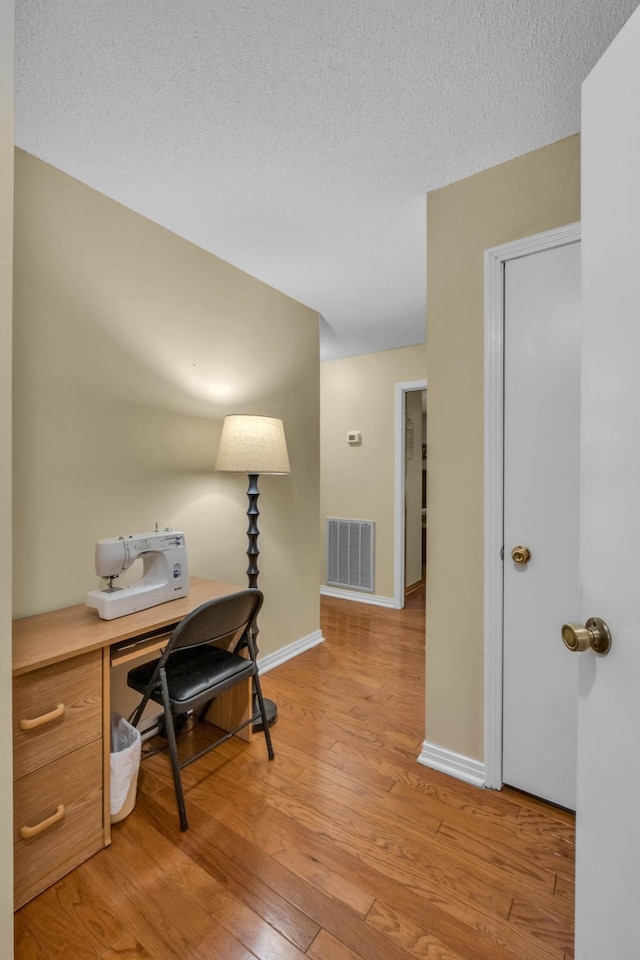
[12,577,244,909]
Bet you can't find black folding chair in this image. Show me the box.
[127,588,274,830]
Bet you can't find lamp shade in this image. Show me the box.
[215,415,290,474]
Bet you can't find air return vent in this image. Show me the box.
[326,519,374,592]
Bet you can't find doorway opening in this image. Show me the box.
[394,380,427,609]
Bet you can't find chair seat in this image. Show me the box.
[128,645,255,707]
[126,588,273,831]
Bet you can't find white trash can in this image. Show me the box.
[110,712,141,824]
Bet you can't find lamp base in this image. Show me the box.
[253,696,278,731]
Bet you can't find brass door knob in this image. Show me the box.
[561,617,612,655]
[511,545,531,564]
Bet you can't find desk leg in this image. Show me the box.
[102,647,112,847]
[204,680,252,742]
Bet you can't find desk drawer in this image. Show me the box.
[13,650,102,780]
[14,738,104,909]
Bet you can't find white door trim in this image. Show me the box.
[483,222,581,789]
[394,379,427,609]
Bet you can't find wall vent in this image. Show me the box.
[326,519,374,592]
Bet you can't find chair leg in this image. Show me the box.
[252,673,275,761]
[130,662,162,729]
[159,670,189,831]
[130,690,152,729]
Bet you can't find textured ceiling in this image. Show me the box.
[15,0,640,360]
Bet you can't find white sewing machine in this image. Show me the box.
[85,529,189,620]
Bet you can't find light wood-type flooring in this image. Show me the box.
[15,592,575,959]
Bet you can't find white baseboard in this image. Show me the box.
[258,629,324,675]
[418,740,485,789]
[320,585,396,608]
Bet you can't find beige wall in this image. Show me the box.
[0,0,13,951]
[321,344,426,600]
[13,151,320,660]
[426,135,580,760]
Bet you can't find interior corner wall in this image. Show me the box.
[0,1,14,952]
[425,134,580,761]
[320,344,427,601]
[12,150,320,659]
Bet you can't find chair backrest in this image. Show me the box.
[164,588,263,659]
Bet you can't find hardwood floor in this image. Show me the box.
[15,594,575,959]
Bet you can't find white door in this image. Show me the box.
[502,240,581,809]
[576,7,640,954]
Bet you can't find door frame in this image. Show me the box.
[394,379,427,609]
[483,221,581,789]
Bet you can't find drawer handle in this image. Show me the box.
[19,804,65,839]
[19,703,65,731]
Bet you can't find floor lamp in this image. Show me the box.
[215,414,290,728]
